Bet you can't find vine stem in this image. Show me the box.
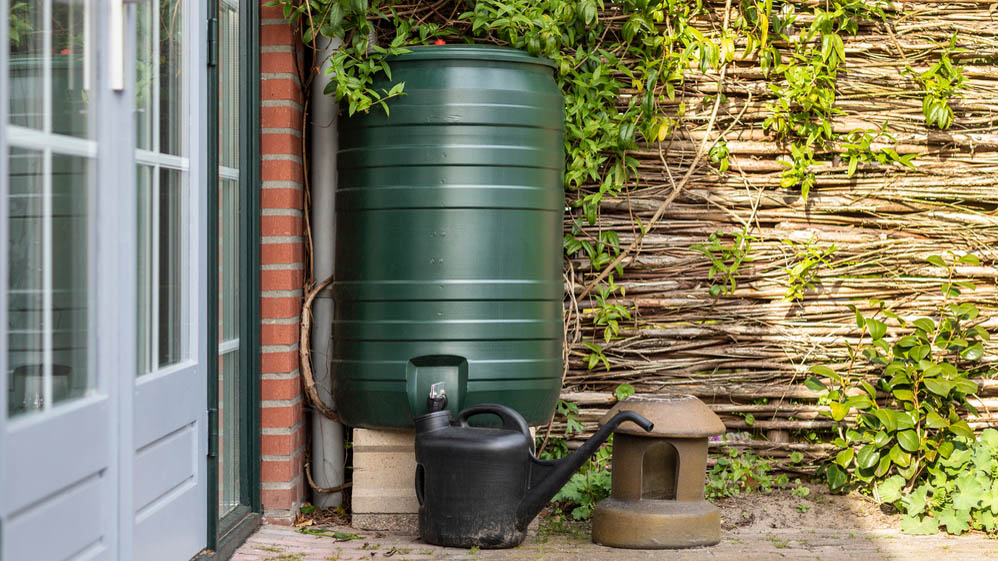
[579,0,735,300]
[305,460,353,494]
[299,275,340,422]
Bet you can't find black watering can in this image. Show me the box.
[413,402,654,549]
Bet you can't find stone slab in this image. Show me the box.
[350,428,419,526]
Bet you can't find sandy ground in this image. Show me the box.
[232,488,998,561]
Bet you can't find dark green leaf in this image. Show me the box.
[897,430,920,452]
[857,444,880,470]
[826,464,848,491]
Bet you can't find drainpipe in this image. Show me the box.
[310,35,345,508]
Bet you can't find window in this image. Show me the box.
[136,0,190,375]
[7,0,93,417]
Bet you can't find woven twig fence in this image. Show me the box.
[552,1,998,468]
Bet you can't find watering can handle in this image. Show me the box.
[455,404,533,444]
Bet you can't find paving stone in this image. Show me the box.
[231,523,998,561]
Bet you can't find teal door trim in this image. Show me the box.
[204,0,261,555]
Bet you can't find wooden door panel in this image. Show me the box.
[3,398,110,515]
[4,468,112,561]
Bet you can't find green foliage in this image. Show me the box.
[8,2,31,48]
[580,274,632,371]
[614,383,636,401]
[546,383,637,520]
[912,35,965,130]
[749,0,916,199]
[552,441,613,520]
[706,448,790,501]
[265,0,964,373]
[888,430,998,536]
[556,399,584,437]
[841,125,917,178]
[692,229,755,297]
[782,236,836,302]
[809,253,988,504]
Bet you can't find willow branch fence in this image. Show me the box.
[556,1,998,470]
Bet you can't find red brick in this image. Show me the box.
[262,458,298,482]
[261,268,304,291]
[261,133,301,156]
[262,323,299,346]
[261,242,304,265]
[262,429,305,456]
[261,78,303,104]
[261,23,296,47]
[261,348,299,373]
[261,488,295,511]
[261,104,303,130]
[261,214,302,237]
[261,376,301,401]
[261,401,302,428]
[261,51,300,75]
[261,159,303,182]
[260,296,300,320]
[261,188,303,211]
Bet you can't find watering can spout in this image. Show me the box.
[515,410,653,529]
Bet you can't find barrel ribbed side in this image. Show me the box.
[333,46,565,428]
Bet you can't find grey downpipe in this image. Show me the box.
[310,35,345,508]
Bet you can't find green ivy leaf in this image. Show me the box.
[949,420,974,439]
[897,430,920,452]
[960,343,984,361]
[875,455,892,478]
[866,318,887,340]
[829,402,850,422]
[857,444,880,470]
[925,410,948,429]
[937,439,955,459]
[923,378,954,397]
[913,318,936,333]
[926,255,947,267]
[804,376,827,391]
[809,365,840,382]
[835,448,855,467]
[875,409,897,432]
[826,464,848,491]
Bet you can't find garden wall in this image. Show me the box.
[556,0,998,467]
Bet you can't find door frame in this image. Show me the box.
[203,0,261,556]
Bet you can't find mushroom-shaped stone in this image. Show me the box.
[601,394,724,438]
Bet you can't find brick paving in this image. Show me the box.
[232,523,998,561]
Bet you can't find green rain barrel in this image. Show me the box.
[333,45,565,428]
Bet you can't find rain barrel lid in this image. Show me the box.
[389,45,558,69]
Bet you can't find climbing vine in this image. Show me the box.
[267,0,958,375]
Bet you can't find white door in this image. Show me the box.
[0,1,210,560]
[1,2,123,560]
[132,0,209,559]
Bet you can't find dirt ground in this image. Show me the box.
[232,487,998,561]
[716,482,898,532]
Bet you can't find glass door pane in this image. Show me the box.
[136,0,190,376]
[217,0,243,519]
[6,0,93,417]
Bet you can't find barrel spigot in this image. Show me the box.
[427,382,448,412]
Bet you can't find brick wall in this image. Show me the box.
[259,2,307,525]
